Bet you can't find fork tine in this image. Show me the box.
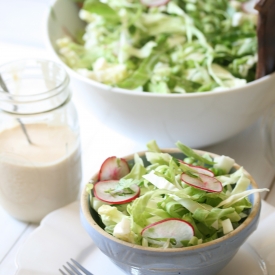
[63,265,76,275]
[71,259,94,275]
[58,259,94,275]
[59,269,67,275]
[67,262,83,275]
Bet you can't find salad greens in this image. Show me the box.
[56,0,258,93]
[87,140,268,249]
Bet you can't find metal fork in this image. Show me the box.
[59,259,94,275]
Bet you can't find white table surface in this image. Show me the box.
[0,0,275,274]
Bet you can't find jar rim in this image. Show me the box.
[0,58,70,98]
[0,59,71,114]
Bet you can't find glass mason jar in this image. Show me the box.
[0,59,82,223]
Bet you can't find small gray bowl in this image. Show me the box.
[80,149,261,275]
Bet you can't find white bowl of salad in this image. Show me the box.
[46,0,275,148]
[80,140,267,275]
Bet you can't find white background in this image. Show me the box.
[0,1,275,274]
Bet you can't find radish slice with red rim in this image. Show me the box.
[179,160,214,177]
[140,0,170,7]
[94,180,140,204]
[181,173,222,193]
[141,218,194,245]
[98,156,130,181]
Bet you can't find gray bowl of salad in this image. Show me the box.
[80,140,267,275]
[46,0,275,148]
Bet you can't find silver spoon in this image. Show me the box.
[0,74,33,145]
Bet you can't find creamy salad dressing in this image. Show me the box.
[0,123,82,223]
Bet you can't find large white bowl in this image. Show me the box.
[45,0,275,148]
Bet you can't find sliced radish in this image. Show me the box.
[94,180,140,204]
[140,0,170,7]
[141,218,194,246]
[179,160,214,177]
[181,173,222,193]
[98,156,130,181]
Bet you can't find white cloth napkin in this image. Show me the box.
[248,200,275,274]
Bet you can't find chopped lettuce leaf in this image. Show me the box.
[143,171,180,191]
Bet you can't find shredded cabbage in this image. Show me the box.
[56,0,257,93]
[88,140,268,248]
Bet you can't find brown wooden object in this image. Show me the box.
[255,0,275,78]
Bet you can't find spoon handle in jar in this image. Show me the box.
[255,0,275,79]
[0,74,33,145]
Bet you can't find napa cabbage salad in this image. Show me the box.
[56,0,258,93]
[86,140,268,248]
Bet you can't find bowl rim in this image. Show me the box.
[45,0,275,99]
[80,148,261,253]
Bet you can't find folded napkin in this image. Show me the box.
[248,200,275,274]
